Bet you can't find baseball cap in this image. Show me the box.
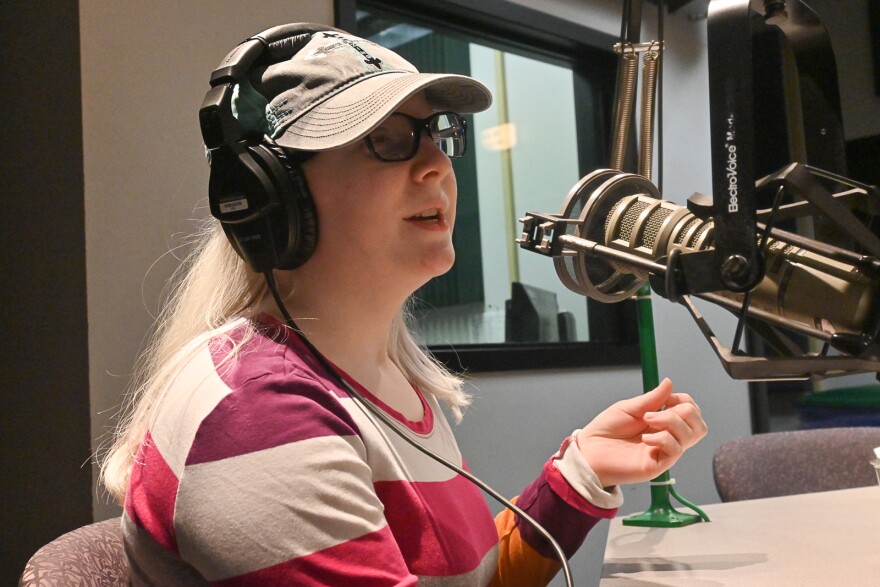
[242,25,493,152]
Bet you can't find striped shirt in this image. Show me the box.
[123,317,621,585]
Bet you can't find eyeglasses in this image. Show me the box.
[364,111,468,162]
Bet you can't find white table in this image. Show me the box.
[601,486,880,586]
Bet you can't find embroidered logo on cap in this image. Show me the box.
[305,31,387,71]
[266,99,291,136]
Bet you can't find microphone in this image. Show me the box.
[595,190,877,341]
[519,168,880,379]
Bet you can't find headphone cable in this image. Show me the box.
[263,271,574,587]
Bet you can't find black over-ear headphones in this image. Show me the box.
[199,23,342,272]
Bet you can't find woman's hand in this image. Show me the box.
[577,378,707,488]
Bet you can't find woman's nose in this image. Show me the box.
[411,133,454,183]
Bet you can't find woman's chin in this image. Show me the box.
[425,247,456,278]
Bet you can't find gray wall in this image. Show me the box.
[80,0,335,522]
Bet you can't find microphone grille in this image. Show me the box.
[691,223,713,249]
[609,197,677,251]
[553,171,664,303]
[611,198,649,242]
[642,205,673,249]
[674,217,702,245]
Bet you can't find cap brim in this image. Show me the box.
[273,71,492,151]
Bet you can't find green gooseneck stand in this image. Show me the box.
[622,284,709,527]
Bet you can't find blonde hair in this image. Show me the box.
[100,220,470,503]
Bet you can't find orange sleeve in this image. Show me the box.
[488,496,562,587]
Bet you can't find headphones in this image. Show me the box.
[199,24,343,272]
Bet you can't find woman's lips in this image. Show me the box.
[405,208,448,231]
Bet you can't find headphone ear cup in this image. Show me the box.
[252,143,318,269]
[207,141,317,272]
[208,143,283,272]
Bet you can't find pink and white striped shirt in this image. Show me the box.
[123,317,619,585]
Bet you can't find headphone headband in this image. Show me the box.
[200,23,344,149]
[201,24,331,273]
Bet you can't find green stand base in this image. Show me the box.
[622,505,703,527]
[621,472,706,528]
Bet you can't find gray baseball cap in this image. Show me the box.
[244,26,493,152]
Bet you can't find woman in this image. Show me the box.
[101,24,707,586]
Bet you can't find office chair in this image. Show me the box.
[19,517,127,586]
[713,426,880,502]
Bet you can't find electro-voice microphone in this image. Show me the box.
[525,169,880,355]
[601,191,878,341]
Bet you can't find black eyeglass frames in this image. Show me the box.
[364,111,468,162]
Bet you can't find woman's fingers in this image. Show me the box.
[641,429,683,460]
[643,401,707,450]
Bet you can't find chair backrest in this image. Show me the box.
[19,517,127,586]
[713,426,880,502]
